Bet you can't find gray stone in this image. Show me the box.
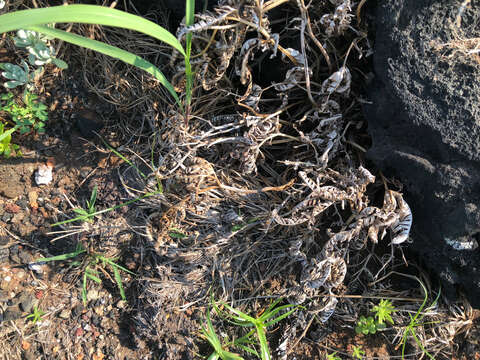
[2,308,22,322]
[18,293,36,313]
[365,0,480,304]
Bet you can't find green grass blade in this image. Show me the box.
[99,137,148,179]
[112,264,126,301]
[51,190,161,226]
[73,208,89,216]
[222,303,255,323]
[27,25,182,109]
[263,298,283,315]
[255,324,270,360]
[264,306,298,327]
[260,302,295,322]
[86,272,102,284]
[184,0,195,108]
[35,248,86,262]
[0,5,185,55]
[82,271,88,306]
[89,185,98,209]
[103,258,135,275]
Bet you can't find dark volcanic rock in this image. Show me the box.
[365,0,480,304]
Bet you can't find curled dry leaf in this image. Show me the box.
[321,66,352,95]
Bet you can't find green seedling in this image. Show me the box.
[351,345,365,359]
[355,315,382,335]
[53,189,162,227]
[0,60,40,90]
[73,185,98,223]
[25,305,45,324]
[13,29,68,68]
[371,299,395,326]
[35,243,134,306]
[200,306,250,360]
[398,276,441,360]
[168,228,187,239]
[213,297,298,360]
[326,352,341,360]
[0,122,20,157]
[0,1,195,113]
[0,91,48,134]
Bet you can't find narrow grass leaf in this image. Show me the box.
[264,306,297,327]
[82,271,88,305]
[35,248,86,262]
[27,25,182,108]
[99,137,148,179]
[255,324,270,360]
[51,190,161,226]
[0,5,185,54]
[86,272,102,283]
[184,0,195,107]
[112,265,126,301]
[103,257,135,275]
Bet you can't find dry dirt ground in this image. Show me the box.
[0,1,479,360]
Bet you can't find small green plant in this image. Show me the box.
[211,297,298,360]
[326,352,341,360]
[398,277,440,360]
[52,189,161,227]
[355,315,382,335]
[371,299,395,326]
[13,29,67,69]
[35,242,134,306]
[0,60,41,90]
[25,305,45,324]
[73,185,98,223]
[351,345,365,359]
[0,91,48,134]
[0,122,20,157]
[0,2,195,113]
[356,299,396,335]
[200,306,249,360]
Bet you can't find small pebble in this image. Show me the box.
[116,300,126,310]
[28,264,44,273]
[86,289,100,302]
[35,164,53,186]
[19,293,36,313]
[59,309,71,319]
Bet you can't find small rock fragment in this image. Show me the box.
[86,289,100,302]
[59,309,71,319]
[34,164,53,186]
[4,203,20,214]
[28,191,38,209]
[2,308,22,321]
[116,300,126,310]
[28,263,44,273]
[19,293,36,313]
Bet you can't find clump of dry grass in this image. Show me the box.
[0,0,475,359]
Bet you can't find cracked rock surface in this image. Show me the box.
[365,0,480,305]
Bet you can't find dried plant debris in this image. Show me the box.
[28,0,460,358]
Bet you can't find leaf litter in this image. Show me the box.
[0,0,476,359]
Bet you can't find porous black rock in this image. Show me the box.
[365,0,480,304]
